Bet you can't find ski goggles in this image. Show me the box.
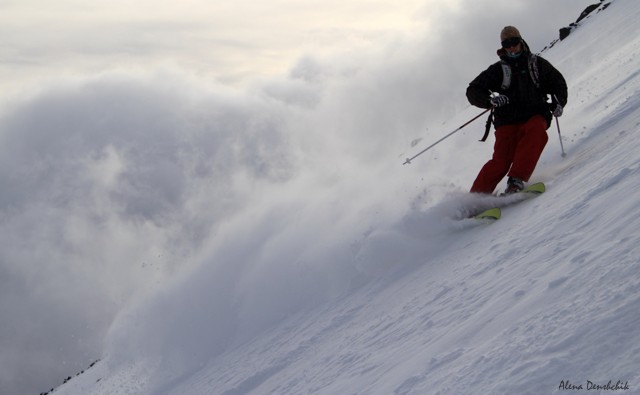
[501,37,522,49]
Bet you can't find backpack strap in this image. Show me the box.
[500,61,511,90]
[528,53,540,88]
[480,108,494,142]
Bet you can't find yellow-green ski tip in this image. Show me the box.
[475,207,501,220]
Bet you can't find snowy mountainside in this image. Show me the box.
[58,1,640,394]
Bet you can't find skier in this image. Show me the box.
[466,26,568,194]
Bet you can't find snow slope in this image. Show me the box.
[58,1,640,394]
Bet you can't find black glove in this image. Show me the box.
[490,95,509,108]
[553,103,563,117]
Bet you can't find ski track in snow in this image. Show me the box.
[58,1,640,394]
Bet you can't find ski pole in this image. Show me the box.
[552,95,567,158]
[556,116,566,157]
[403,108,491,165]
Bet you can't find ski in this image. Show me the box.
[474,182,545,221]
[474,207,501,220]
[510,181,545,195]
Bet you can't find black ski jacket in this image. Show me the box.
[466,48,568,128]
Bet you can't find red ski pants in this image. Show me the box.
[470,115,548,194]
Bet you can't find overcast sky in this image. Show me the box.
[0,1,598,394]
[1,0,427,93]
[1,0,595,94]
